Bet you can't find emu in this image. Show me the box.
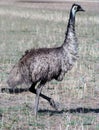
[7,4,85,116]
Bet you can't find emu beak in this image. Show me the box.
[79,7,85,12]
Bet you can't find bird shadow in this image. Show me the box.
[1,87,28,94]
[38,107,99,116]
[1,88,99,116]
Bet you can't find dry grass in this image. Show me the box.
[0,1,99,130]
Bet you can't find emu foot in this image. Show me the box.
[49,98,60,110]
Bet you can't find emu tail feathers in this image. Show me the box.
[7,64,23,88]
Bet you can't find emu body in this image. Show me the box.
[7,4,85,116]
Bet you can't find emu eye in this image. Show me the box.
[74,6,77,11]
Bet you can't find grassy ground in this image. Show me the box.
[0,1,99,130]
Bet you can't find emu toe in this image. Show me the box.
[49,98,60,110]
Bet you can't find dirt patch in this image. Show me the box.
[0,0,99,12]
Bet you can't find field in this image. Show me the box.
[0,0,99,130]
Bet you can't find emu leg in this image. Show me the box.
[34,82,44,117]
[29,84,59,111]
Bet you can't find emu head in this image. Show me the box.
[71,4,85,16]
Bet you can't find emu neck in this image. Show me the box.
[69,10,75,29]
[62,9,78,55]
[64,9,76,44]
